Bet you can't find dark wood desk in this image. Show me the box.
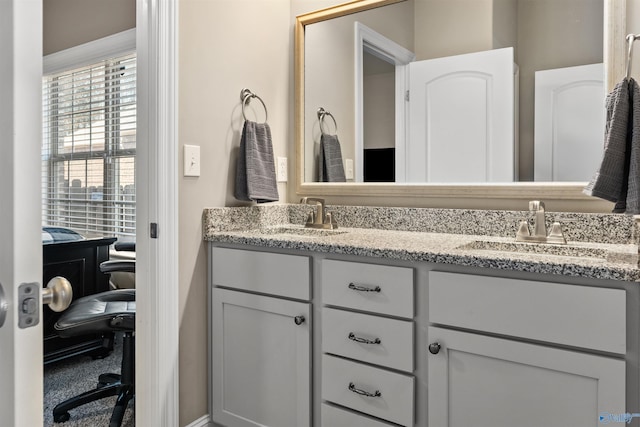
[43,236,117,364]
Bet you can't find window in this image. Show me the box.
[42,49,136,240]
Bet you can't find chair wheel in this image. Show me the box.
[53,412,70,422]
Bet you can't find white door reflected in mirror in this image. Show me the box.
[406,48,516,183]
[534,63,605,181]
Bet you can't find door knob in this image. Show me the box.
[43,277,73,312]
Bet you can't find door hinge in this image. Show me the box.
[150,222,158,239]
[0,283,7,328]
[405,90,410,102]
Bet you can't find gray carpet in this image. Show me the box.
[43,335,135,426]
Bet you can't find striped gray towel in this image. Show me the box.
[584,78,640,213]
[318,133,346,182]
[234,120,279,203]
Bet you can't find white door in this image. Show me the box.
[428,326,625,427]
[534,63,605,181]
[211,288,311,427]
[0,1,45,425]
[407,48,515,182]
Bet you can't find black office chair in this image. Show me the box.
[52,245,136,427]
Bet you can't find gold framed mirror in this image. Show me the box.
[294,0,627,211]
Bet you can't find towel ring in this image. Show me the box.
[626,34,640,79]
[241,88,268,123]
[317,107,337,135]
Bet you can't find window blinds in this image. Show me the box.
[42,52,136,239]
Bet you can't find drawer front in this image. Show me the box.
[210,247,310,300]
[322,307,413,372]
[321,403,395,427]
[322,260,414,318]
[322,355,414,427]
[429,271,626,354]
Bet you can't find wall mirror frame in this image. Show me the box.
[295,0,628,211]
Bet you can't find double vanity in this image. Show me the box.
[204,203,640,427]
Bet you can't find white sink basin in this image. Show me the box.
[257,226,347,238]
[458,240,637,264]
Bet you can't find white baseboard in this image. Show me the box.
[185,414,213,427]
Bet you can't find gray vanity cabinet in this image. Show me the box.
[209,247,312,427]
[208,243,636,427]
[427,271,627,427]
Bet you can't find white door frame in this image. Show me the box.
[4,0,180,424]
[0,1,45,425]
[136,0,180,426]
[354,22,414,183]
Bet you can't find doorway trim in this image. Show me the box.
[136,0,179,425]
[354,21,414,183]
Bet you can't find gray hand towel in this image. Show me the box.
[584,78,640,213]
[318,133,346,182]
[234,120,279,203]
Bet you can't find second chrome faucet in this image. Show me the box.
[516,201,566,245]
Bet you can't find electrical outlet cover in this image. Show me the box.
[277,157,288,182]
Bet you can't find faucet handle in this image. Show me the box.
[546,222,567,245]
[516,221,530,237]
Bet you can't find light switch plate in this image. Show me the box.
[184,145,201,177]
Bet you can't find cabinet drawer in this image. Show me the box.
[321,403,395,427]
[322,260,413,318]
[322,355,414,427]
[210,247,310,300]
[429,271,626,354]
[323,308,413,372]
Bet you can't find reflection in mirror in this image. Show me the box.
[303,0,604,184]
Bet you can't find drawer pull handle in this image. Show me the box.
[294,315,306,325]
[348,332,381,345]
[348,282,381,293]
[348,382,381,398]
[428,342,441,354]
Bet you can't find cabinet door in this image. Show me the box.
[428,327,625,427]
[211,288,311,427]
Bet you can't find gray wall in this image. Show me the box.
[43,0,135,55]
[178,0,291,424]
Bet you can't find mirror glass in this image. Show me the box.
[302,0,604,184]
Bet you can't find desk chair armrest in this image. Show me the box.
[114,242,136,252]
[100,260,135,274]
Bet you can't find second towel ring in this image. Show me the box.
[627,34,640,80]
[317,107,337,135]
[241,88,268,123]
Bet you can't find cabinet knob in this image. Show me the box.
[428,342,441,354]
[294,315,306,325]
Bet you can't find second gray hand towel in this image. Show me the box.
[318,133,346,182]
[584,78,640,213]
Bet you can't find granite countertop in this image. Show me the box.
[203,205,640,282]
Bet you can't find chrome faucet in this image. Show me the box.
[300,197,338,229]
[516,200,566,244]
[530,200,547,239]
